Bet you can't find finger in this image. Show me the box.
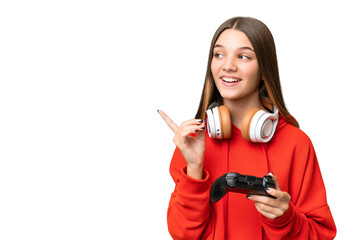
[266,189,291,203]
[197,127,206,139]
[157,110,178,133]
[249,195,285,219]
[178,124,206,138]
[266,188,282,199]
[254,203,278,220]
[269,189,291,202]
[177,119,205,137]
[255,202,278,213]
[179,119,205,128]
[268,172,280,190]
[248,194,277,207]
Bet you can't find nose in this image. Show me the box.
[222,57,237,72]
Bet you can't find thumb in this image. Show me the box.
[268,172,280,191]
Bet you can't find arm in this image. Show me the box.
[167,148,211,240]
[158,110,210,239]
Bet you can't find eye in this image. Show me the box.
[213,53,224,58]
[239,55,250,60]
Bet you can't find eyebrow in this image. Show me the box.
[213,44,254,52]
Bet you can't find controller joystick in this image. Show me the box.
[210,172,276,203]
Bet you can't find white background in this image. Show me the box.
[0,0,358,239]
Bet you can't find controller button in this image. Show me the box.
[226,173,237,188]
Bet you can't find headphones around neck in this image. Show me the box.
[205,98,279,142]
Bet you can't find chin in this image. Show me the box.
[219,92,242,101]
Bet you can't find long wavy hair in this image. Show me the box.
[195,17,299,128]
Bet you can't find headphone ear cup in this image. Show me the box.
[254,112,278,142]
[206,109,216,138]
[241,108,260,142]
[218,105,232,139]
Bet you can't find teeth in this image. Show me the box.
[222,77,240,83]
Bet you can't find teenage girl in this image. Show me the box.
[159,17,336,240]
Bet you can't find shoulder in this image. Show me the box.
[271,117,315,154]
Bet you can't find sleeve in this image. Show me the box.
[259,135,337,240]
[167,148,212,240]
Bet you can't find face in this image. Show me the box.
[211,29,262,102]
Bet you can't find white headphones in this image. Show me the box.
[206,98,279,143]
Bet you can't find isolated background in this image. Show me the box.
[0,0,358,239]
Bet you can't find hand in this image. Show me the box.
[158,110,206,179]
[247,173,291,219]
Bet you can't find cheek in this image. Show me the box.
[242,63,261,80]
[210,59,220,76]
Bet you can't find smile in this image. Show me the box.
[221,77,241,83]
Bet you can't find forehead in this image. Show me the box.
[214,29,253,49]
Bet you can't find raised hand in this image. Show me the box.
[158,110,206,180]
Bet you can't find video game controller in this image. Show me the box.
[210,172,276,202]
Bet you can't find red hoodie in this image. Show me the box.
[167,116,336,239]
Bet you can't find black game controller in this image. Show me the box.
[210,172,276,202]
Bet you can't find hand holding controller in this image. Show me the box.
[210,172,276,202]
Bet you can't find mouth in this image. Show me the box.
[221,76,241,83]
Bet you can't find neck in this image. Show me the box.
[223,95,266,129]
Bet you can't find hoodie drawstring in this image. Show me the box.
[261,143,270,240]
[261,143,270,174]
[221,140,229,240]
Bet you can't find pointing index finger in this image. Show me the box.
[157,109,178,133]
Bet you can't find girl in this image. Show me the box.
[159,17,336,239]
